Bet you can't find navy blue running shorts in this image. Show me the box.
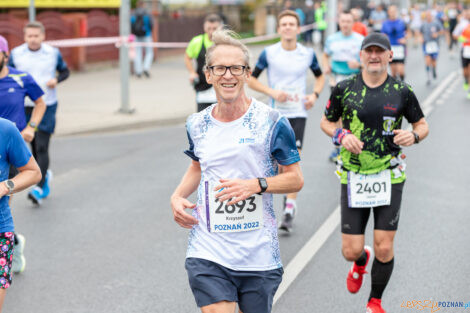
[340,182,405,234]
[185,258,283,313]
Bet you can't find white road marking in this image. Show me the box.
[273,206,340,304]
[420,70,458,116]
[273,70,459,306]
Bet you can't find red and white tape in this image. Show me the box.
[45,36,126,48]
[44,23,316,49]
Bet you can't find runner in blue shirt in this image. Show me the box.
[0,36,45,140]
[381,5,408,81]
[0,35,45,274]
[0,117,42,310]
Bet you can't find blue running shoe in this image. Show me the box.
[28,186,43,205]
[41,170,53,198]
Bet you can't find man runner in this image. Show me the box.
[352,8,369,37]
[322,11,363,163]
[452,9,470,94]
[9,21,70,205]
[381,5,408,81]
[420,10,444,85]
[369,4,387,33]
[323,11,363,91]
[0,35,45,274]
[320,33,429,313]
[184,14,222,112]
[171,28,303,313]
[446,3,459,52]
[0,117,42,312]
[247,10,324,232]
[409,4,423,47]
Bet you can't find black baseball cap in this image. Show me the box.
[361,33,391,51]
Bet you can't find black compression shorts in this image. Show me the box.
[461,49,470,68]
[390,59,405,64]
[340,182,405,234]
[288,117,306,150]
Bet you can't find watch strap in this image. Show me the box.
[28,121,38,130]
[4,180,14,195]
[412,131,420,144]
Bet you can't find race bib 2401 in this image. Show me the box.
[347,170,391,208]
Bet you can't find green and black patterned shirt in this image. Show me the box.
[325,74,424,183]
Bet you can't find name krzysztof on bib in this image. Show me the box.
[205,181,263,233]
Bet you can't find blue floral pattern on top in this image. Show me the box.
[183,99,300,271]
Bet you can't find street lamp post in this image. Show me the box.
[29,0,36,22]
[119,0,133,114]
[327,0,337,38]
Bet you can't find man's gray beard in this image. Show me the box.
[365,66,386,75]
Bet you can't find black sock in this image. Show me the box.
[369,257,394,300]
[400,75,405,81]
[355,250,368,266]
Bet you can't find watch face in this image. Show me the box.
[6,180,14,189]
[260,178,268,189]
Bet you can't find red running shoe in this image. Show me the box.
[366,298,386,313]
[346,245,372,293]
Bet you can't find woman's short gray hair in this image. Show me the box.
[204,28,251,71]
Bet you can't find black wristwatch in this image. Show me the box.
[313,91,320,98]
[257,178,268,194]
[412,131,420,144]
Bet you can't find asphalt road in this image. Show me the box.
[4,43,470,313]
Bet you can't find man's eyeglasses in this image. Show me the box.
[208,65,248,76]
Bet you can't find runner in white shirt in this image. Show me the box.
[247,10,324,232]
[410,4,423,47]
[171,28,303,313]
[452,9,470,91]
[322,11,363,164]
